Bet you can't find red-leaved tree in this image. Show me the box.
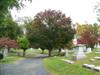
[77,25,98,48]
[0,38,19,49]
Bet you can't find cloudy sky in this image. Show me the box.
[11,0,100,24]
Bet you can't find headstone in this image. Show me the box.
[62,59,74,64]
[73,38,77,46]
[73,44,86,60]
[83,46,87,52]
[65,49,68,57]
[38,48,41,50]
[30,48,33,50]
[94,43,100,48]
[86,48,92,53]
[90,59,95,62]
[94,57,100,60]
[83,64,95,69]
[94,66,100,71]
[94,44,97,48]
[3,45,8,57]
[61,49,65,52]
[0,50,2,54]
[95,52,100,54]
[97,43,100,48]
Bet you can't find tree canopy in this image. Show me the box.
[17,35,29,56]
[0,14,23,39]
[0,38,19,49]
[77,24,100,48]
[26,9,75,56]
[0,0,32,22]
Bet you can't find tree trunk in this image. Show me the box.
[8,48,10,53]
[23,49,26,56]
[41,49,44,54]
[58,48,61,55]
[48,50,52,57]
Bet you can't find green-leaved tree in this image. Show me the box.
[26,9,75,56]
[17,36,29,56]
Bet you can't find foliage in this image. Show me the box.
[0,14,23,39]
[66,41,74,49]
[76,24,88,36]
[0,0,31,41]
[17,36,29,56]
[77,24,100,48]
[17,36,29,50]
[0,0,32,22]
[26,9,75,56]
[0,38,19,48]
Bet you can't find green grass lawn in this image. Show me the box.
[13,48,42,58]
[0,49,24,64]
[0,55,24,64]
[43,48,100,75]
[24,49,41,58]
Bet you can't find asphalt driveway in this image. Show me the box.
[0,54,50,75]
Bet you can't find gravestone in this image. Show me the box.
[65,49,68,57]
[86,48,92,53]
[94,66,100,71]
[3,45,8,57]
[90,59,95,62]
[97,43,100,48]
[95,52,100,54]
[94,44,97,48]
[61,49,65,52]
[94,43,100,48]
[83,45,86,52]
[73,44,86,60]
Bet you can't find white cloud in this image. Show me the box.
[11,0,100,24]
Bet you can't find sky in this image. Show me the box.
[11,0,100,24]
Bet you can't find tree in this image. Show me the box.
[0,38,19,52]
[66,41,74,50]
[26,9,75,56]
[76,24,88,36]
[77,24,100,48]
[0,0,32,39]
[0,0,32,22]
[17,36,29,56]
[0,14,23,39]
[26,22,47,54]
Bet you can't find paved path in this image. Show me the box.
[0,54,50,75]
